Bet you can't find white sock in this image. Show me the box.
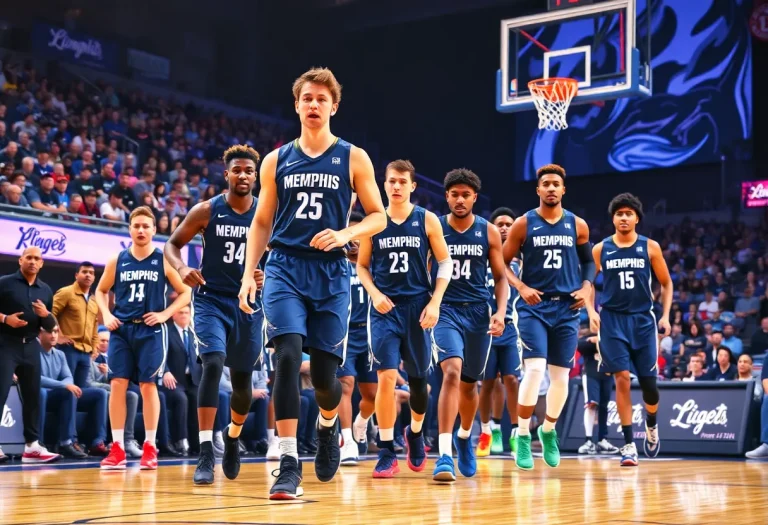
[542,419,556,433]
[199,430,213,443]
[544,365,570,433]
[228,422,243,438]
[379,427,394,442]
[410,417,424,434]
[518,417,531,437]
[439,433,453,457]
[354,413,371,426]
[490,420,501,431]
[112,430,124,446]
[267,429,276,441]
[145,429,157,445]
[481,422,492,435]
[341,428,354,445]
[280,437,299,460]
[319,413,338,428]
[457,423,472,439]
[584,406,596,439]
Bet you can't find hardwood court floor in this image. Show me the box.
[2,454,767,525]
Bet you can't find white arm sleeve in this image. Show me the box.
[436,257,453,281]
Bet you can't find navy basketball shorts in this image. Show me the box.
[483,320,521,380]
[337,325,377,383]
[515,296,580,369]
[582,359,612,406]
[369,295,433,379]
[193,288,263,373]
[598,309,658,377]
[108,322,168,383]
[433,302,492,381]
[263,249,351,362]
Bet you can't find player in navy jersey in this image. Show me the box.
[502,164,594,471]
[587,193,672,467]
[356,159,452,478]
[477,208,521,458]
[238,68,386,499]
[431,169,507,482]
[335,211,378,466]
[96,207,191,471]
[165,145,265,485]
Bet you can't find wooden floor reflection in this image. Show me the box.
[2,455,767,524]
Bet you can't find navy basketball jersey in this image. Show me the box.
[520,209,581,295]
[350,263,368,325]
[487,259,520,320]
[599,235,653,314]
[113,248,167,321]
[370,206,432,300]
[440,215,491,304]
[200,194,257,295]
[271,138,354,257]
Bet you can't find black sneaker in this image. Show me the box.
[314,420,341,482]
[269,455,304,500]
[194,446,216,485]
[58,443,88,459]
[222,426,241,480]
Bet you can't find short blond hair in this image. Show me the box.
[129,206,156,226]
[292,67,342,104]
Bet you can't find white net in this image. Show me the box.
[528,78,578,131]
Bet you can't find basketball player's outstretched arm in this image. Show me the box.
[587,242,604,333]
[649,239,673,336]
[142,260,191,327]
[487,223,508,336]
[310,146,386,251]
[95,255,121,332]
[421,210,452,329]
[503,215,543,305]
[570,216,594,310]
[165,201,210,287]
[240,150,279,313]
[356,235,393,314]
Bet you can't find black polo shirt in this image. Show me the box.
[0,270,56,341]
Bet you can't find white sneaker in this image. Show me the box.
[578,440,597,455]
[597,439,619,454]
[212,431,225,457]
[22,444,61,464]
[340,438,359,466]
[745,443,768,459]
[620,443,638,467]
[266,437,280,460]
[124,440,143,458]
[353,416,368,454]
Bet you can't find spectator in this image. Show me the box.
[721,323,744,356]
[156,212,171,236]
[698,291,718,320]
[682,354,707,382]
[749,318,768,356]
[52,262,100,387]
[0,141,20,169]
[39,325,108,458]
[113,172,138,211]
[80,189,102,220]
[4,183,28,207]
[680,320,707,358]
[100,190,127,222]
[735,286,760,337]
[64,193,84,220]
[98,162,117,200]
[702,347,738,381]
[28,173,66,213]
[71,168,99,198]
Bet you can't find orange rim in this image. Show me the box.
[527,77,578,102]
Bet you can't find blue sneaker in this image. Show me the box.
[453,434,477,478]
[432,454,456,482]
[372,449,400,478]
[620,443,639,467]
[404,426,426,472]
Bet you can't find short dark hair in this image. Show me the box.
[77,262,95,273]
[349,211,364,223]
[386,159,416,182]
[608,192,644,221]
[223,144,260,168]
[490,207,516,223]
[444,168,481,193]
[536,164,566,181]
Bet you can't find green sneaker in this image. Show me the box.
[537,426,561,468]
[509,428,518,458]
[515,433,534,471]
[490,428,503,454]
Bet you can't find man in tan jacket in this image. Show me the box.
[53,262,100,388]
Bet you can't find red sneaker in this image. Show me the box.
[100,442,127,470]
[140,442,158,470]
[89,442,109,457]
[21,445,61,464]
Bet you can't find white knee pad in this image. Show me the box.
[519,358,546,406]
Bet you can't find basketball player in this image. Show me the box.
[165,145,264,485]
[432,169,507,482]
[587,193,672,466]
[336,210,377,466]
[356,159,452,478]
[97,207,191,470]
[238,68,387,499]
[502,164,594,471]
[477,207,521,457]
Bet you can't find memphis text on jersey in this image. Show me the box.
[531,235,574,247]
[215,224,250,239]
[283,173,341,190]
[605,258,647,270]
[449,243,484,257]
[378,236,422,250]
[119,269,160,282]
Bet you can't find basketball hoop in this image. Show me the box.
[528,77,578,131]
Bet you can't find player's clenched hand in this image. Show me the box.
[143,311,168,326]
[310,229,351,252]
[518,285,544,306]
[488,312,505,337]
[179,266,206,287]
[254,268,265,291]
[372,293,395,314]
[658,317,671,337]
[103,312,122,331]
[419,300,440,329]
[570,284,591,310]
[238,275,258,314]
[589,311,601,334]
